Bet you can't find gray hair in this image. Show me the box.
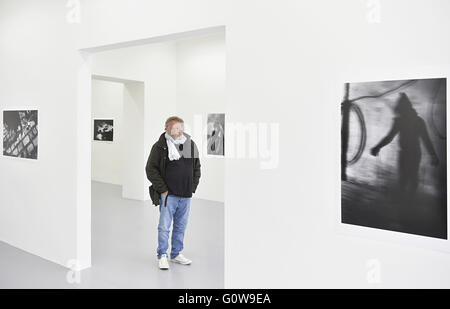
[165,116,184,131]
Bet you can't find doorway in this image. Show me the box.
[76,26,226,288]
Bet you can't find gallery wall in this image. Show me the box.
[91,79,124,185]
[0,0,80,268]
[1,0,450,287]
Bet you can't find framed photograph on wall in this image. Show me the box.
[334,68,450,252]
[93,119,114,142]
[341,77,447,239]
[2,109,38,160]
[207,113,225,156]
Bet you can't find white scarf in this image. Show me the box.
[165,132,187,161]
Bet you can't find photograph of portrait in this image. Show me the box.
[341,78,447,239]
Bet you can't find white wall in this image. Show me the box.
[91,79,123,185]
[1,0,450,287]
[176,33,226,202]
[122,81,146,200]
[0,0,80,269]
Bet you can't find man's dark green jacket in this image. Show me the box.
[145,132,201,206]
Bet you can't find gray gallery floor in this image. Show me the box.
[0,181,224,289]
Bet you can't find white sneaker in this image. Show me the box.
[158,254,170,270]
[171,254,192,265]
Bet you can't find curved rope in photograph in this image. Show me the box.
[347,103,367,165]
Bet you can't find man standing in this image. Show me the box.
[146,116,201,270]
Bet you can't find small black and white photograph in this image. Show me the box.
[341,78,447,239]
[206,113,225,156]
[3,110,38,160]
[93,119,114,141]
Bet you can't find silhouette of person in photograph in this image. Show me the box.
[370,92,439,202]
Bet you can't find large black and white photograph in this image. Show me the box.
[206,113,225,156]
[93,119,114,142]
[3,110,38,160]
[341,78,447,239]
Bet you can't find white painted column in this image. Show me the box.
[122,81,146,200]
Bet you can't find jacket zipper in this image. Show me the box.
[163,146,168,207]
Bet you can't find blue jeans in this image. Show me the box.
[157,194,191,259]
